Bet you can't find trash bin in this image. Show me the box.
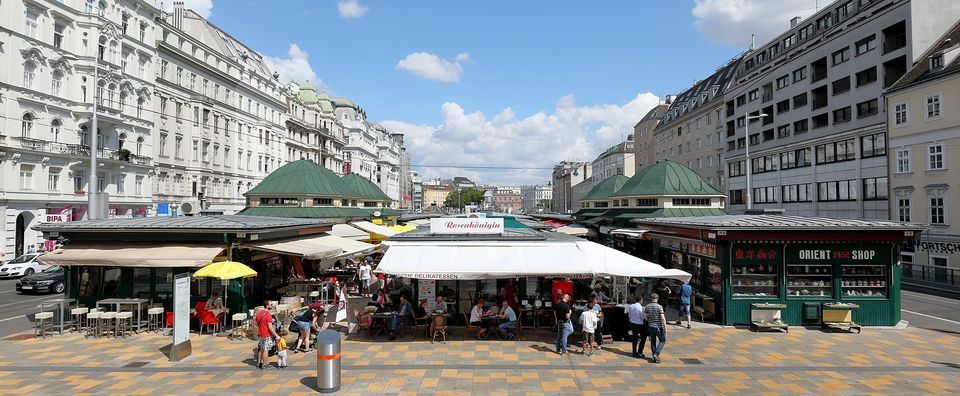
[315,329,341,393]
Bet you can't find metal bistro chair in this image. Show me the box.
[71,307,90,333]
[147,307,165,333]
[34,312,55,338]
[115,311,134,338]
[85,310,102,338]
[98,311,117,338]
[230,313,248,340]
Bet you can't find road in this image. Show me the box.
[0,278,64,336]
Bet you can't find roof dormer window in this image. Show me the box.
[931,54,944,70]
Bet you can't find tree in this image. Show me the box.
[444,187,486,211]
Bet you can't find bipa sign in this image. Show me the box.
[430,218,504,234]
[43,213,71,223]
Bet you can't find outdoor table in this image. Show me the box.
[750,303,788,333]
[97,298,149,332]
[821,303,861,333]
[370,312,396,338]
[39,298,76,335]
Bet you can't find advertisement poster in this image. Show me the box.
[418,279,437,310]
[173,273,191,346]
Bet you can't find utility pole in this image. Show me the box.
[88,10,104,220]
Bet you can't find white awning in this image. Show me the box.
[556,224,589,236]
[610,228,648,238]
[327,224,370,241]
[376,240,690,283]
[315,235,378,257]
[407,219,432,226]
[243,234,343,260]
[37,243,225,268]
[349,221,398,237]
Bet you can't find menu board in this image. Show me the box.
[418,279,437,310]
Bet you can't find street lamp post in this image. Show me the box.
[743,113,768,211]
[88,10,106,220]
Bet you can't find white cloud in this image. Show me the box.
[160,0,213,19]
[396,52,470,83]
[264,44,323,87]
[337,0,368,19]
[692,0,816,47]
[380,93,661,185]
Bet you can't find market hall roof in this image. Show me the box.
[341,173,392,202]
[33,215,331,234]
[581,175,629,201]
[611,160,724,198]
[633,214,924,232]
[236,207,399,219]
[574,207,727,220]
[244,160,361,199]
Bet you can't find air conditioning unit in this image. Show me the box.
[180,201,202,215]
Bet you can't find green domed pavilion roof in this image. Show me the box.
[341,173,392,202]
[245,160,359,198]
[581,175,629,201]
[297,81,317,104]
[610,160,723,197]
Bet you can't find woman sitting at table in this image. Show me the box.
[367,289,388,310]
[470,298,490,339]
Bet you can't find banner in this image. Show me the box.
[335,287,347,323]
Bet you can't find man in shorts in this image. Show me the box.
[255,300,279,370]
[677,281,693,329]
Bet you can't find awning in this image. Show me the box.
[313,235,378,258]
[556,224,589,237]
[376,240,690,283]
[37,243,225,268]
[407,219,432,226]
[610,228,648,238]
[582,217,606,226]
[243,234,346,260]
[599,225,617,235]
[350,221,398,237]
[327,223,370,241]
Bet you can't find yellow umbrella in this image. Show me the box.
[194,261,257,280]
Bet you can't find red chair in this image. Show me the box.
[165,312,174,327]
[199,310,220,335]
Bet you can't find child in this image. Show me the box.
[276,329,289,369]
[580,308,599,356]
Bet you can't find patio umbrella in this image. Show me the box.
[193,261,258,328]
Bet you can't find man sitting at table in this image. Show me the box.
[434,296,447,313]
[388,294,413,341]
[206,292,224,312]
[497,300,518,340]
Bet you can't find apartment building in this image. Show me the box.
[410,171,423,211]
[551,161,588,213]
[591,138,635,182]
[520,185,553,213]
[153,4,287,214]
[654,58,741,191]
[886,21,960,269]
[283,82,348,176]
[723,0,960,219]
[633,100,672,173]
[0,0,158,256]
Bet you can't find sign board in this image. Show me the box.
[916,239,960,255]
[785,243,889,265]
[170,273,192,361]
[418,279,437,311]
[430,218,504,234]
[43,214,69,223]
[731,243,783,266]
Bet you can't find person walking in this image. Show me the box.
[254,300,279,370]
[358,261,372,297]
[677,281,693,329]
[554,293,573,356]
[644,293,668,363]
[626,298,648,358]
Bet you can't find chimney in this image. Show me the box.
[790,16,801,28]
[173,1,184,29]
[750,34,756,51]
[665,95,677,104]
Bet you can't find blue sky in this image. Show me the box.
[184,0,817,184]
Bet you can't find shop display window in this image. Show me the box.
[786,264,832,298]
[731,263,778,298]
[706,261,722,293]
[841,265,887,298]
[685,256,702,286]
[669,251,683,269]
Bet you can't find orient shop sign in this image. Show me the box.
[785,244,889,265]
[430,218,504,235]
[731,244,783,265]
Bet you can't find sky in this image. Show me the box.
[171,0,821,185]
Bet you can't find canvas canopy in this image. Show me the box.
[327,223,370,241]
[376,240,690,282]
[243,234,375,260]
[38,243,225,268]
[555,224,589,237]
[350,221,398,237]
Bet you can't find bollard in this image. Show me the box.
[315,329,341,393]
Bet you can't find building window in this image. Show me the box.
[896,193,911,222]
[776,75,789,89]
[879,147,903,176]
[673,198,710,206]
[929,191,946,225]
[782,184,811,202]
[48,167,61,192]
[856,99,878,118]
[25,11,39,38]
[21,113,35,138]
[862,177,888,200]
[751,154,778,174]
[926,93,943,120]
[861,133,886,158]
[928,144,944,170]
[894,102,909,126]
[752,186,778,204]
[780,148,811,169]
[832,77,851,95]
[54,22,65,48]
[793,93,808,108]
[776,125,790,138]
[728,160,745,177]
[314,198,333,206]
[832,47,850,66]
[135,176,143,195]
[19,164,34,190]
[855,34,877,55]
[74,170,85,192]
[833,107,852,124]
[793,119,809,134]
[23,62,37,89]
[817,179,858,201]
[748,89,759,101]
[730,189,745,205]
[816,139,856,164]
[855,67,877,86]
[776,99,790,114]
[191,140,199,161]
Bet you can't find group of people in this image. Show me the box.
[468,298,518,340]
[253,300,328,370]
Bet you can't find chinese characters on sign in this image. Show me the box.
[731,244,783,265]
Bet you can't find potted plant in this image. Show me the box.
[118,148,131,161]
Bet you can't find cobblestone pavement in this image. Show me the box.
[2,324,960,395]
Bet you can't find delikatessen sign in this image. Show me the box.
[430,218,504,234]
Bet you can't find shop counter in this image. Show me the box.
[821,302,861,333]
[749,303,788,333]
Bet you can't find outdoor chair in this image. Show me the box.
[71,307,89,333]
[462,312,481,339]
[353,308,372,339]
[413,313,430,339]
[115,311,133,338]
[147,307,164,333]
[34,311,54,338]
[85,311,102,338]
[430,315,448,343]
[199,310,220,335]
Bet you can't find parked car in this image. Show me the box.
[16,265,66,294]
[0,253,45,278]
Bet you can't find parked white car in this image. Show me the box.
[0,253,46,278]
